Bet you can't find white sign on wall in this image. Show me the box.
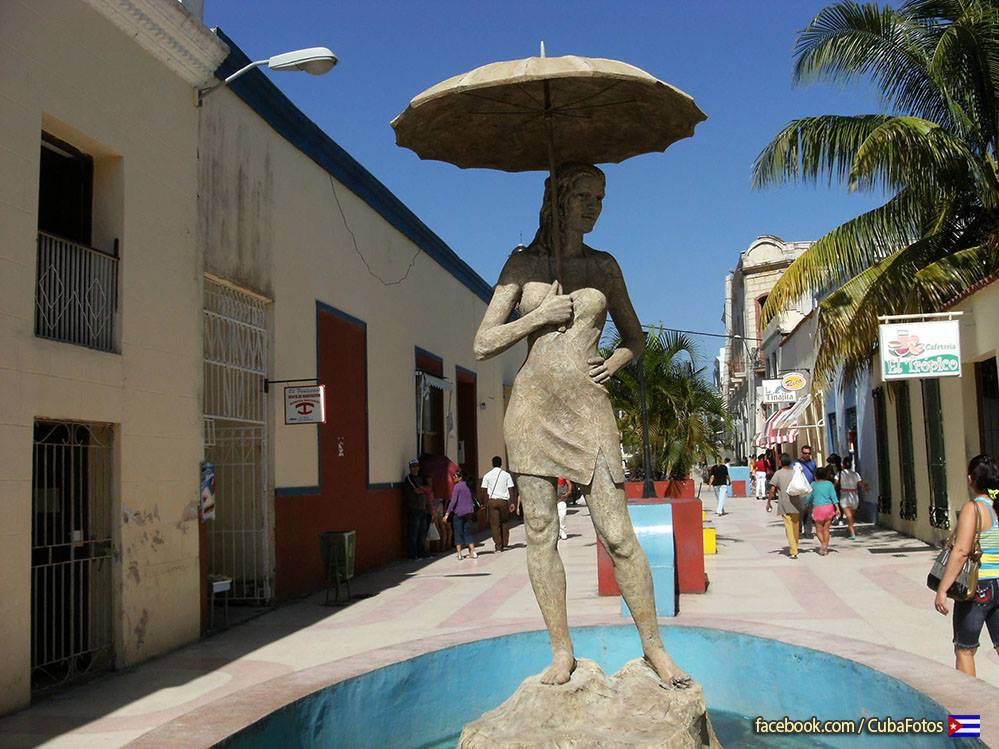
[284,385,326,424]
[879,320,961,380]
[761,371,809,404]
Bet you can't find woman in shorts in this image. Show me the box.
[837,456,865,540]
[806,466,840,556]
[934,454,999,677]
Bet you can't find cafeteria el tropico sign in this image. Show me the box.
[878,319,962,380]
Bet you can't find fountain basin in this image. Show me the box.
[212,625,987,748]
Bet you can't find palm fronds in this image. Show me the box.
[755,0,999,387]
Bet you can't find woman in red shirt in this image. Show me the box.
[754,454,769,500]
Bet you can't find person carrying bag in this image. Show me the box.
[931,454,999,678]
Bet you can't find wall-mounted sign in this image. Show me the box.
[879,320,961,380]
[762,371,809,403]
[284,385,327,424]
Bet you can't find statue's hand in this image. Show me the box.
[587,355,614,385]
[537,281,573,326]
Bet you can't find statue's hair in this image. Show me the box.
[531,163,605,254]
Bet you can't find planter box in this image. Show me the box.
[624,479,695,499]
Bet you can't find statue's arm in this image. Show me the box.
[473,256,570,361]
[591,254,645,382]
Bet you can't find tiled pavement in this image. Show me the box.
[1,487,997,747]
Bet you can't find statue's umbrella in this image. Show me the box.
[391,49,707,285]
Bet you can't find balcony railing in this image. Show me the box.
[35,232,118,352]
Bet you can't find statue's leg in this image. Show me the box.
[516,473,575,685]
[586,452,691,688]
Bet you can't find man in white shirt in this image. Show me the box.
[481,456,517,552]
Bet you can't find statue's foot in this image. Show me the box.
[540,650,576,685]
[643,648,692,690]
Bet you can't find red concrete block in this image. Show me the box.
[665,496,706,593]
[597,495,706,596]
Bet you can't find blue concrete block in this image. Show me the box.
[620,503,676,618]
[728,466,749,498]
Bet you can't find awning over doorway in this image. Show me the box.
[770,394,814,445]
[754,405,791,448]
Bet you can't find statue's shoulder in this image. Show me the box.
[585,246,623,272]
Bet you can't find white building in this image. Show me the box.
[718,236,811,461]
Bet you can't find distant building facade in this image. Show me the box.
[718,236,811,461]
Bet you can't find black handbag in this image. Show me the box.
[926,502,983,601]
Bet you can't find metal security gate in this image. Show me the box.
[31,421,114,691]
[203,278,271,602]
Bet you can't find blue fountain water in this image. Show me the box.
[219,625,983,748]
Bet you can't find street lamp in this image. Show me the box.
[197,46,338,106]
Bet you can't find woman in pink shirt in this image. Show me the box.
[444,469,479,561]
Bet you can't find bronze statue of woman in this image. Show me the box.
[474,163,689,688]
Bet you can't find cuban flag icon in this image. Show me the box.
[948,715,981,738]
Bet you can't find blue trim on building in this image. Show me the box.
[212,29,494,305]
[274,486,321,497]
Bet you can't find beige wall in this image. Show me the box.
[198,78,523,495]
[0,1,212,712]
[874,283,999,544]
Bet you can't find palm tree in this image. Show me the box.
[604,327,729,479]
[754,0,999,385]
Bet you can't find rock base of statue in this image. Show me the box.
[458,657,721,748]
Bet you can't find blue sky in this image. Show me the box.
[205,0,887,363]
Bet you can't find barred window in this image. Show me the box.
[893,381,917,520]
[872,387,891,514]
[921,379,949,529]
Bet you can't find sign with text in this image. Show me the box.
[879,320,961,380]
[284,385,326,424]
[762,371,809,403]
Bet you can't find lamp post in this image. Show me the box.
[637,356,657,499]
[197,46,338,106]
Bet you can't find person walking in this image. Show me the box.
[402,458,432,559]
[444,469,478,561]
[795,445,817,538]
[767,453,801,558]
[838,456,866,540]
[708,459,731,516]
[481,455,517,552]
[754,453,769,500]
[826,453,844,527]
[556,477,571,540]
[806,466,840,556]
[934,454,999,677]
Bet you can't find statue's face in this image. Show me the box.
[564,175,604,235]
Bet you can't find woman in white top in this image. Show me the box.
[837,456,866,540]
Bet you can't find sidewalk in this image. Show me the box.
[0,487,995,747]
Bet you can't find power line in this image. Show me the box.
[639,323,761,343]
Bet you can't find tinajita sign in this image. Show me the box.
[878,320,961,380]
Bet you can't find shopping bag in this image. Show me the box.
[426,522,441,542]
[787,463,812,496]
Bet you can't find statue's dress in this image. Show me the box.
[504,272,625,486]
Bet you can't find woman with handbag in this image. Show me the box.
[444,469,479,561]
[933,454,999,677]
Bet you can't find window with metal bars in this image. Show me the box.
[872,387,891,514]
[921,379,949,529]
[978,357,999,456]
[893,381,918,520]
